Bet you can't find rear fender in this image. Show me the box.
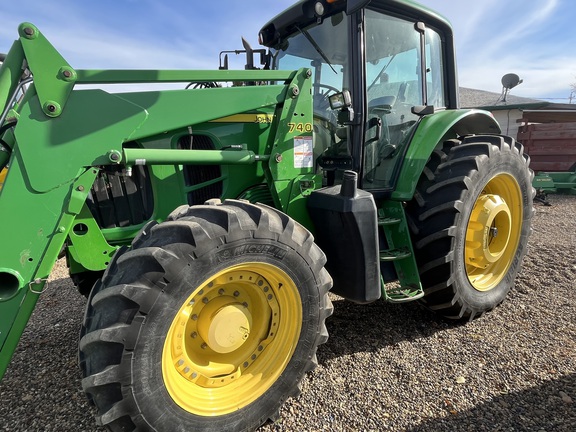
[392,109,500,200]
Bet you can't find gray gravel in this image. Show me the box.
[1,194,575,432]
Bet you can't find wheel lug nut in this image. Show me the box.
[218,289,225,295]
[191,314,198,321]
[201,343,208,350]
[202,297,209,304]
[191,332,197,338]
[234,291,240,297]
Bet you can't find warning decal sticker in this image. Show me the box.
[294,136,313,169]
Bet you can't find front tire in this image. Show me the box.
[406,135,534,320]
[79,199,332,431]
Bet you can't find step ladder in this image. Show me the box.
[378,201,424,303]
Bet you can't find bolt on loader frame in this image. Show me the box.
[0,1,533,431]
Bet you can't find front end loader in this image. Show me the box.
[0,1,533,431]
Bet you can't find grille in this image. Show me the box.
[87,165,153,229]
[178,135,223,205]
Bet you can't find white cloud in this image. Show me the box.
[429,0,574,101]
[0,0,298,93]
[0,1,293,70]
[2,0,574,101]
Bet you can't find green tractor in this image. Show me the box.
[0,0,533,430]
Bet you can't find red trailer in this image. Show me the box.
[518,111,576,172]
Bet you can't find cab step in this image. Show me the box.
[381,278,425,302]
[378,216,402,226]
[379,247,411,261]
[378,201,424,303]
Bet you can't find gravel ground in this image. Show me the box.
[0,194,575,432]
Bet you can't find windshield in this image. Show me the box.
[272,13,349,120]
[271,13,351,186]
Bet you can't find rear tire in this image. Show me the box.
[79,199,333,431]
[406,135,534,320]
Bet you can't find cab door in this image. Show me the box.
[360,7,447,190]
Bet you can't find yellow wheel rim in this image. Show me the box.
[162,262,302,416]
[465,173,523,291]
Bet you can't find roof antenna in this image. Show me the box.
[500,73,523,102]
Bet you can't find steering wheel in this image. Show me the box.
[313,83,340,98]
[313,83,341,113]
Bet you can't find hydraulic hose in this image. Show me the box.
[0,121,15,171]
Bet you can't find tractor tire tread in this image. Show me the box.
[79,200,332,432]
[406,136,533,319]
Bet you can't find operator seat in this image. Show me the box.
[365,95,396,181]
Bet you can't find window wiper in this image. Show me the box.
[367,54,396,92]
[296,25,337,74]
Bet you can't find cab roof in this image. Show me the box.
[259,0,453,49]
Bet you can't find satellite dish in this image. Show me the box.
[499,73,523,103]
[501,73,523,90]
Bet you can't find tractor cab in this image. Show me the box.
[260,0,456,191]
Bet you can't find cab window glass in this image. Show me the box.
[363,10,421,189]
[425,27,446,108]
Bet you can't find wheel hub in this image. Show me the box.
[464,172,523,292]
[197,299,252,354]
[162,263,302,416]
[466,194,512,269]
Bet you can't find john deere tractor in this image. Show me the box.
[0,0,533,430]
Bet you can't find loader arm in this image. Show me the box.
[0,24,314,379]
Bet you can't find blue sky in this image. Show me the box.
[1,0,574,102]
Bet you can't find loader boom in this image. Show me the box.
[0,23,316,378]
